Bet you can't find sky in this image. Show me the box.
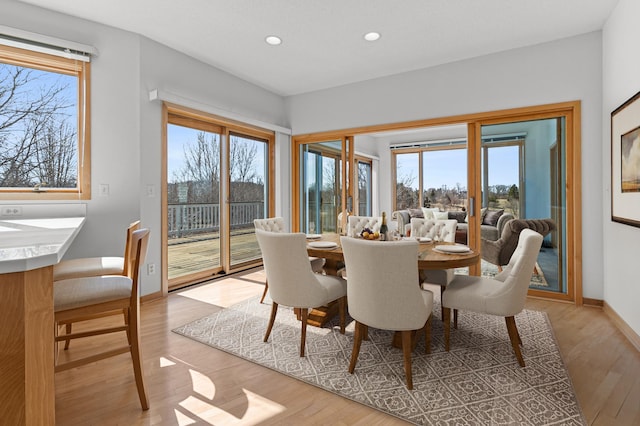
[396,146,519,190]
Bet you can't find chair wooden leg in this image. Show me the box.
[498,265,503,272]
[129,306,150,410]
[260,280,269,304]
[453,309,458,329]
[64,323,72,350]
[425,315,432,354]
[338,296,346,334]
[506,316,525,367]
[401,330,413,390]
[363,324,369,341]
[443,307,451,352]
[264,302,278,342]
[440,286,445,321]
[349,322,364,374]
[300,308,308,357]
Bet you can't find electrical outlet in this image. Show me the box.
[147,263,156,275]
[146,184,156,198]
[1,206,23,217]
[99,183,109,196]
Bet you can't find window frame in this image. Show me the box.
[0,44,91,200]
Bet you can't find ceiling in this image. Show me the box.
[19,0,618,97]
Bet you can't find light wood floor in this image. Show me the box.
[55,269,640,425]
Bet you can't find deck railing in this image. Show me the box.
[168,202,265,238]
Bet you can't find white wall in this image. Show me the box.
[602,0,640,335]
[286,32,604,300]
[1,0,288,296]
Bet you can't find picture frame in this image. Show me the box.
[611,90,640,227]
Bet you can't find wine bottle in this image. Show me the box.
[379,211,388,240]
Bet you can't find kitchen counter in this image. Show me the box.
[0,216,85,273]
[0,208,85,425]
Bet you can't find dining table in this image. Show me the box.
[303,233,480,328]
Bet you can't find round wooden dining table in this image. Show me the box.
[304,233,480,327]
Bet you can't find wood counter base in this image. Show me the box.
[0,266,55,426]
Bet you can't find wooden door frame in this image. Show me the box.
[291,100,582,305]
[161,103,276,293]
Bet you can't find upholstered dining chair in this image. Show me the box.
[347,215,381,237]
[253,217,325,303]
[53,219,140,349]
[54,228,151,410]
[442,228,543,367]
[255,229,347,357]
[340,236,433,390]
[410,218,458,320]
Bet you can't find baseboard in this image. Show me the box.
[582,297,604,307]
[603,301,640,352]
[141,290,163,304]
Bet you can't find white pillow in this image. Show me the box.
[435,211,449,220]
[421,207,439,220]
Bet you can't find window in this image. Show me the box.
[0,44,90,199]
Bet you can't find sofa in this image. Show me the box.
[392,207,514,242]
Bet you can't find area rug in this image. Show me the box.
[173,295,585,425]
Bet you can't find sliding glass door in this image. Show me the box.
[165,107,273,289]
[480,118,566,296]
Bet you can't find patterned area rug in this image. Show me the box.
[173,295,584,425]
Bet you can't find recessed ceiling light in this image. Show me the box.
[265,35,282,46]
[364,32,381,42]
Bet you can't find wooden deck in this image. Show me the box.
[168,229,262,280]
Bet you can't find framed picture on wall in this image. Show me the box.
[611,90,640,227]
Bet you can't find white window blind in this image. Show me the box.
[0,25,97,62]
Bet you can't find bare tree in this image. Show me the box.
[230,136,258,183]
[172,131,220,184]
[0,64,76,187]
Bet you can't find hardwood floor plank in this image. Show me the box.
[54,270,640,425]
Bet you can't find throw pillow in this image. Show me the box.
[421,207,439,220]
[408,208,424,218]
[435,211,449,220]
[482,209,504,226]
[466,208,487,223]
[448,211,466,223]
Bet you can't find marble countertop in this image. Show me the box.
[0,216,85,274]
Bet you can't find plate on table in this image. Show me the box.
[433,244,471,254]
[306,234,322,240]
[417,237,432,243]
[308,241,338,249]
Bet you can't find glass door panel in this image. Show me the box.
[481,119,566,294]
[300,140,345,234]
[357,160,372,215]
[228,133,269,267]
[394,152,419,210]
[166,123,222,281]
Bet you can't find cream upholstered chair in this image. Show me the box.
[253,217,325,303]
[340,236,433,390]
[255,229,347,357]
[411,218,458,319]
[54,220,140,349]
[54,228,151,410]
[347,215,381,237]
[442,228,543,367]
